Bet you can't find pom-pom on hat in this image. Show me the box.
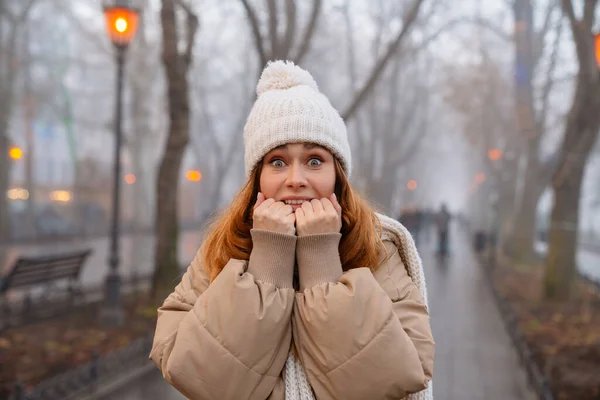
[243,60,351,177]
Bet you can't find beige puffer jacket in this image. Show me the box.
[150,228,434,400]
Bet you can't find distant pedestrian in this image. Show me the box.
[150,61,434,400]
[436,203,451,257]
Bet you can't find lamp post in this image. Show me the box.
[101,0,139,325]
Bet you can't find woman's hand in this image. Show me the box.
[252,192,296,235]
[295,194,342,237]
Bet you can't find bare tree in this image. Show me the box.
[240,0,425,123]
[341,0,447,211]
[442,51,517,230]
[544,0,600,300]
[0,0,38,242]
[340,0,424,121]
[240,0,322,72]
[152,0,199,300]
[507,0,563,262]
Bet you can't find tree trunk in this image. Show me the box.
[512,177,545,262]
[497,160,519,252]
[544,88,600,300]
[544,158,584,300]
[152,0,197,301]
[503,0,535,257]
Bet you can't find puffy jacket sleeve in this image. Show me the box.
[293,235,434,400]
[149,229,297,400]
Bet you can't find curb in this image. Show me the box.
[477,253,554,400]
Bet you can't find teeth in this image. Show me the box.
[284,199,309,205]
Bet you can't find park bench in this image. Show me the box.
[0,249,92,329]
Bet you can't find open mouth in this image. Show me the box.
[283,199,311,205]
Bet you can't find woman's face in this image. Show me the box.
[259,143,336,211]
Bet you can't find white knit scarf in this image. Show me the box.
[284,213,433,400]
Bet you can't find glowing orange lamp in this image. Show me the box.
[488,148,502,161]
[8,146,23,160]
[595,33,600,68]
[103,2,139,48]
[186,170,203,182]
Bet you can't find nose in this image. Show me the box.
[285,162,307,189]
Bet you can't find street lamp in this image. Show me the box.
[595,33,600,67]
[407,180,417,191]
[8,146,23,161]
[124,173,136,185]
[186,170,202,182]
[488,148,502,161]
[101,0,139,326]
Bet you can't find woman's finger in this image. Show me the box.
[295,207,305,225]
[321,197,336,214]
[310,199,324,214]
[301,200,314,216]
[254,192,265,210]
[330,193,342,216]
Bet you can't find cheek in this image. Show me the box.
[311,167,336,197]
[259,172,281,198]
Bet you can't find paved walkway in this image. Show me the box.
[424,227,533,400]
[98,225,534,400]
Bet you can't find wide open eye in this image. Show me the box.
[308,158,322,167]
[270,159,286,168]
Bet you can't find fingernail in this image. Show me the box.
[333,193,337,201]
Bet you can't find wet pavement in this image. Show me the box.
[95,225,534,400]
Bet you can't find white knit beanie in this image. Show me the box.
[243,60,351,177]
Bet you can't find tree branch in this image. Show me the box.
[175,0,199,69]
[561,0,581,42]
[292,0,321,64]
[341,0,425,121]
[267,0,279,58]
[471,15,512,41]
[240,0,268,67]
[532,0,558,69]
[562,0,598,79]
[583,0,598,30]
[174,0,194,16]
[537,17,563,135]
[1,0,36,26]
[281,0,297,59]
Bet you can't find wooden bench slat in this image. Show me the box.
[10,265,81,278]
[11,261,82,273]
[1,250,91,294]
[15,258,86,271]
[9,268,80,283]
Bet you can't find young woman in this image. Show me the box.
[150,61,434,400]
